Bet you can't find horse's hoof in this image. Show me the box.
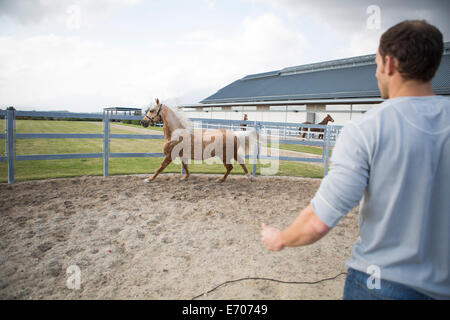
[144,178,152,183]
[216,178,225,183]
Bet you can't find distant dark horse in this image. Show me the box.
[299,114,334,139]
[240,114,248,131]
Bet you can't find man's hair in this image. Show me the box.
[379,20,443,82]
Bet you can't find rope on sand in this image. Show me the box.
[191,272,347,300]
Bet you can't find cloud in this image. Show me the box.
[2,1,448,112]
[338,30,383,57]
[262,0,449,34]
[0,0,142,25]
[0,13,309,111]
[258,0,450,57]
[172,13,309,103]
[196,14,309,74]
[203,0,215,8]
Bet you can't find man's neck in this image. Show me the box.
[389,78,434,99]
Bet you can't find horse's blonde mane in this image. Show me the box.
[165,104,192,131]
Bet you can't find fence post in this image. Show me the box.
[319,127,328,161]
[4,114,7,163]
[323,126,331,177]
[103,112,110,177]
[6,107,15,183]
[321,134,326,160]
[252,122,260,177]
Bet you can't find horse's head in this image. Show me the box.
[325,114,335,123]
[140,98,163,128]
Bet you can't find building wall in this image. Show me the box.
[183,104,375,126]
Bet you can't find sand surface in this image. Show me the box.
[0,174,358,300]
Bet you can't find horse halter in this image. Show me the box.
[156,103,163,117]
[143,104,163,121]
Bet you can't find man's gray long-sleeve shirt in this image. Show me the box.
[311,96,450,299]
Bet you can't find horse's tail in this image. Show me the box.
[234,127,259,155]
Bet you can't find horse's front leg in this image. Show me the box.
[180,160,190,181]
[144,154,172,183]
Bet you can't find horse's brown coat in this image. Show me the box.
[140,99,252,182]
[299,114,335,139]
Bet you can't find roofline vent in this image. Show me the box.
[280,54,376,76]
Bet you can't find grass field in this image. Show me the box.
[117,122,164,132]
[267,142,324,155]
[0,120,326,182]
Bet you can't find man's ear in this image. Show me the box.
[385,55,396,76]
[155,98,160,105]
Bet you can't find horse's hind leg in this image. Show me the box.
[145,155,172,182]
[235,153,250,178]
[317,130,323,139]
[180,160,190,180]
[217,163,233,182]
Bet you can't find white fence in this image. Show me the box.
[1,108,343,183]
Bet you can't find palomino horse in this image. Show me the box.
[299,114,334,139]
[140,99,258,182]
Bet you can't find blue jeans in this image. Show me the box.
[343,268,435,300]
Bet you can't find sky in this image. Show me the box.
[0,0,449,112]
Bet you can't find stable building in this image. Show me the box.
[182,42,450,125]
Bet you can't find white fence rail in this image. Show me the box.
[1,108,343,183]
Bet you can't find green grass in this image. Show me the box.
[0,120,327,182]
[115,122,164,132]
[266,142,324,155]
[269,160,324,178]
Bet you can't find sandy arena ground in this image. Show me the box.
[0,174,359,300]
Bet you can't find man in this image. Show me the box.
[241,114,248,131]
[261,20,449,300]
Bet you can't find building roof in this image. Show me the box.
[103,107,142,111]
[200,42,450,105]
